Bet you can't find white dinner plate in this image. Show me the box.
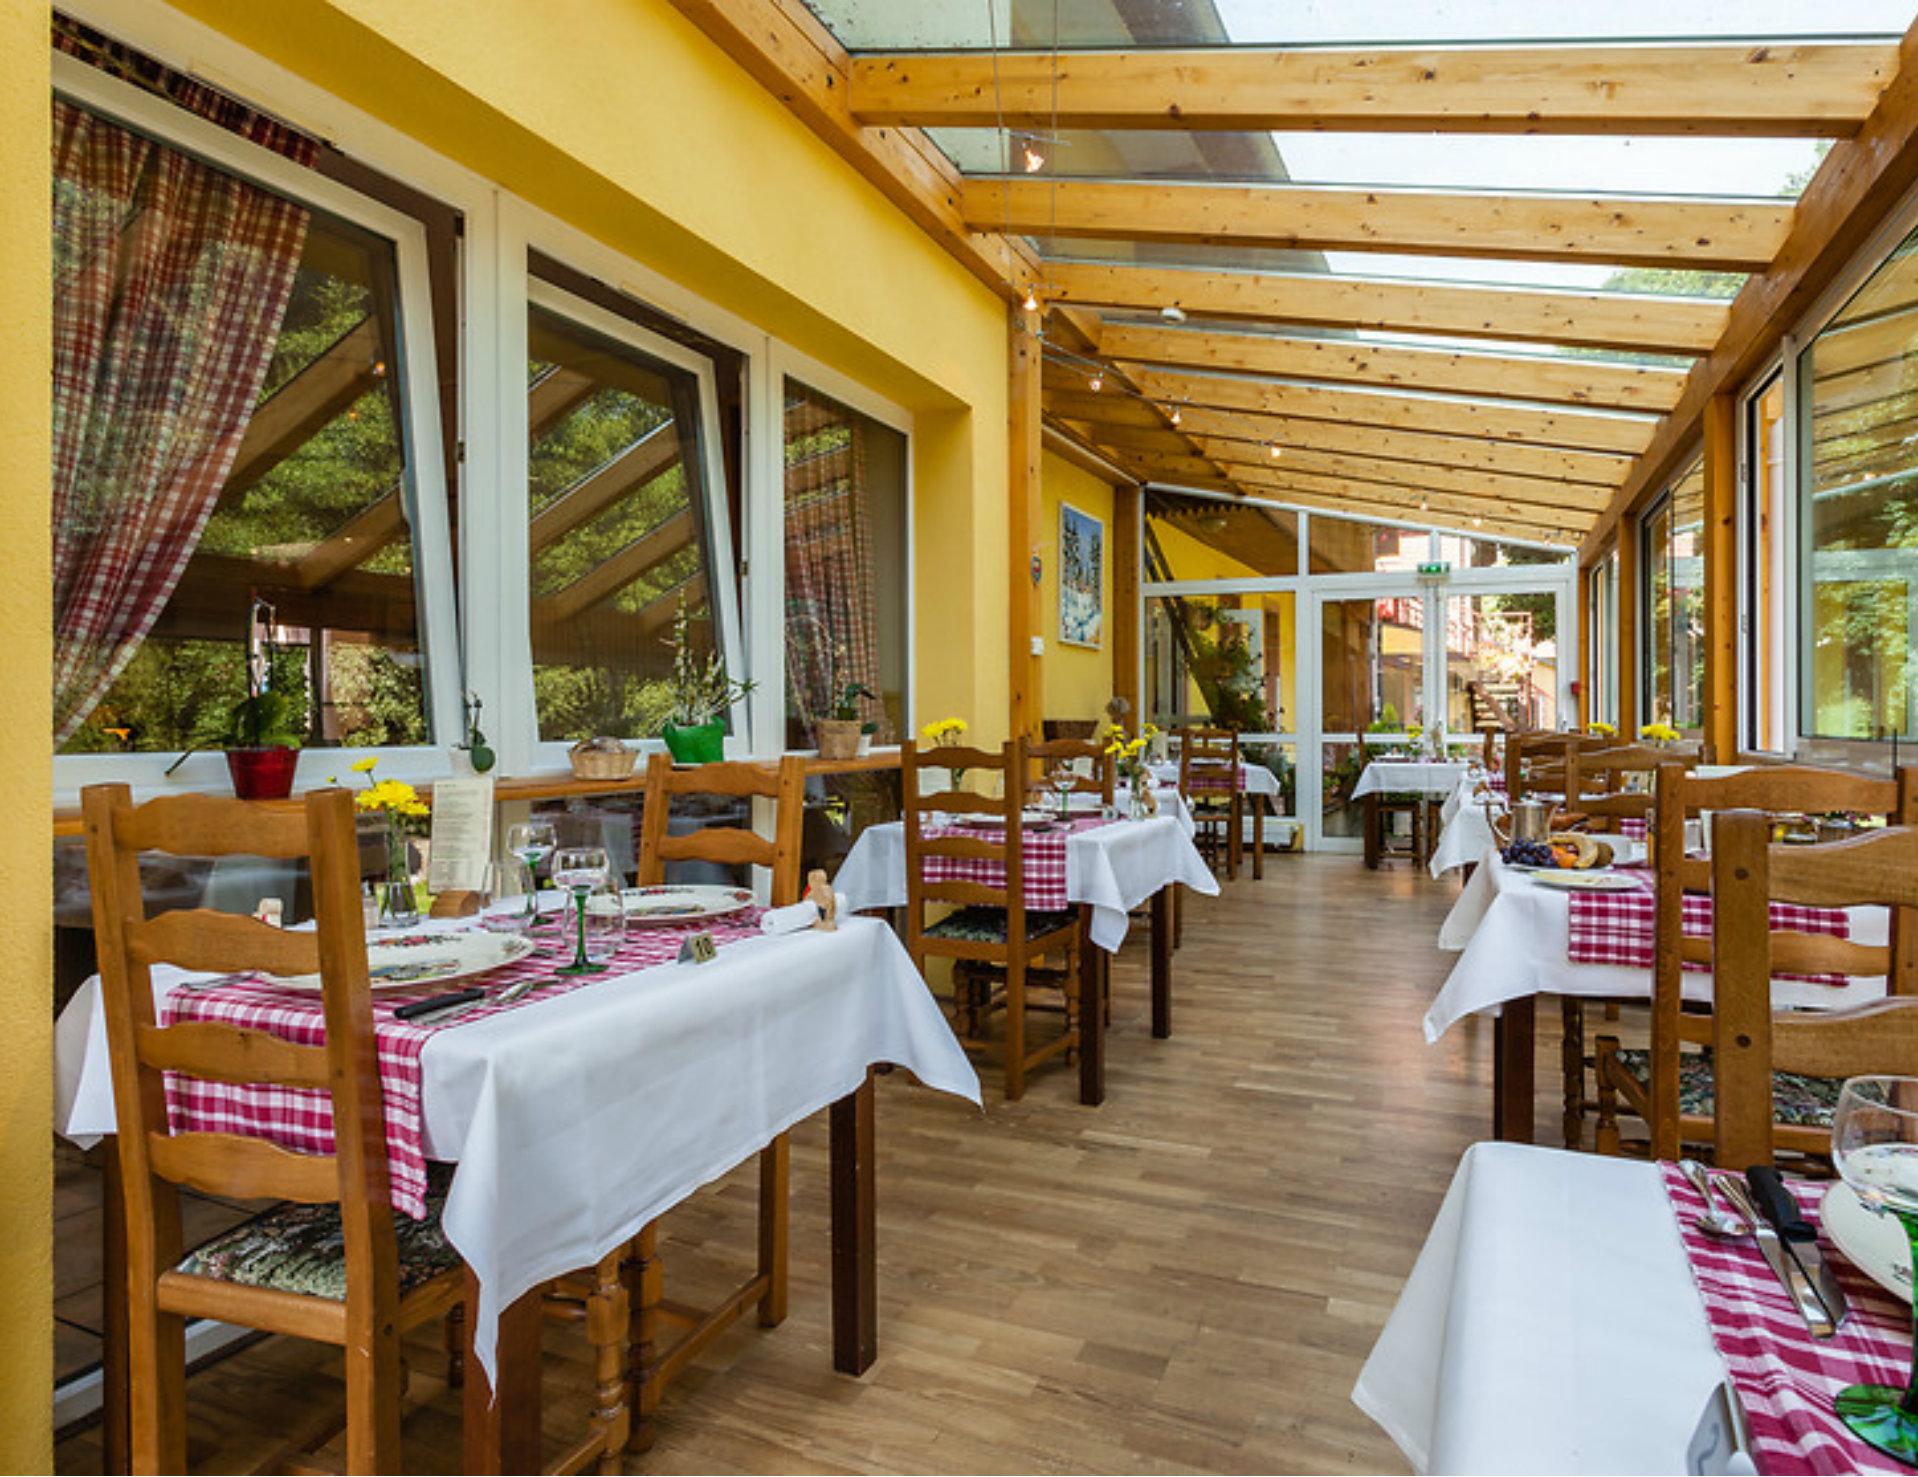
[619,884,755,924]
[1822,1182,1912,1303]
[270,930,539,992]
[1527,869,1639,893]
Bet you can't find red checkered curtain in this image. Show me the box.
[783,388,884,742]
[50,98,311,743]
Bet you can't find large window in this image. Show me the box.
[1587,550,1619,727]
[52,92,447,757]
[1745,371,1790,751]
[782,381,908,747]
[1799,224,1918,743]
[524,288,735,744]
[1643,457,1706,732]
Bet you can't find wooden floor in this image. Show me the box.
[56,855,1562,1475]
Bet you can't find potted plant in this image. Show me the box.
[659,603,754,765]
[818,682,875,761]
[222,689,303,800]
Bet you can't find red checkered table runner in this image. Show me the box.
[162,911,767,1218]
[920,814,1114,911]
[1564,871,1849,986]
[1661,1163,1913,1474]
[1184,763,1246,794]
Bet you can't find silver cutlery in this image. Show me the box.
[1747,1164,1849,1330]
[1680,1158,1751,1239]
[1715,1175,1836,1339]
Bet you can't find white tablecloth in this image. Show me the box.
[54,916,979,1381]
[1148,758,1283,798]
[1430,772,1503,877]
[1351,760,1472,800]
[1425,851,1889,1041]
[833,812,1218,952]
[1354,1142,1724,1474]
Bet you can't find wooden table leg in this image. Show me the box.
[1364,793,1381,869]
[830,1072,877,1376]
[461,1272,543,1474]
[1492,996,1537,1144]
[1077,907,1106,1106]
[1150,886,1172,1040]
[1253,794,1265,880]
[102,1138,130,1476]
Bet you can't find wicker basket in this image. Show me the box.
[568,739,638,781]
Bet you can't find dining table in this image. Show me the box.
[833,793,1219,1105]
[54,906,980,1471]
[1429,850,1889,1142]
[1356,1141,1918,1475]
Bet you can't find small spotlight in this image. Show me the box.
[1268,442,1282,458]
[1161,305,1188,324]
[1089,373,1104,392]
[1168,405,1183,426]
[1022,286,1039,312]
[1022,144,1046,173]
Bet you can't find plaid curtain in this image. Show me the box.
[784,388,885,742]
[50,98,311,743]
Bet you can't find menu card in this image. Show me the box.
[427,776,495,894]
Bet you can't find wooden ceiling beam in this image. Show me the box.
[1045,390,1630,484]
[1190,437,1614,512]
[966,178,1792,272]
[1100,322,1686,414]
[544,509,696,622]
[1145,473,1580,545]
[1583,18,1918,558]
[1125,367,1657,454]
[850,43,1896,137]
[1041,260,1728,356]
[663,0,1036,300]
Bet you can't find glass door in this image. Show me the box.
[1312,591,1426,850]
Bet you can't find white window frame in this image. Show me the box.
[49,50,462,806]
[1737,359,1794,757]
[514,275,747,770]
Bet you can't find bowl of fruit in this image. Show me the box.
[1499,832,1613,871]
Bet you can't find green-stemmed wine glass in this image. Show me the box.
[550,845,610,975]
[507,820,557,925]
[1832,1076,1918,1464]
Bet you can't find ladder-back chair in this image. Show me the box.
[1179,726,1242,880]
[1595,764,1918,1163]
[902,738,1080,1100]
[1709,813,1918,1172]
[1028,735,1115,810]
[82,784,468,1474]
[618,752,807,1452]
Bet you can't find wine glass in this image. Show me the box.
[1048,761,1078,820]
[475,860,534,939]
[1831,1076,1918,1462]
[550,845,611,975]
[507,820,558,925]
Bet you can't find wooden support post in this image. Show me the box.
[1010,304,1045,741]
[829,1073,877,1375]
[1702,393,1740,763]
[1112,485,1141,720]
[1617,515,1641,738]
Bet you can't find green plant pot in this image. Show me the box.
[661,720,725,765]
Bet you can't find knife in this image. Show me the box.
[392,986,485,1023]
[1716,1175,1836,1339]
[1748,1164,1850,1329]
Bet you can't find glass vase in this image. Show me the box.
[379,815,419,929]
[1128,774,1157,821]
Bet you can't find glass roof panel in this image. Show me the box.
[801,0,1910,52]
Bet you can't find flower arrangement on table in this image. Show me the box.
[335,755,430,926]
[1587,720,1618,739]
[1639,721,1681,745]
[1105,721,1161,817]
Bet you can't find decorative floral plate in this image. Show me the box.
[270,931,539,992]
[1823,1181,1912,1303]
[618,884,756,924]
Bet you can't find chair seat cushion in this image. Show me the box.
[925,906,1077,944]
[177,1172,460,1301]
[1611,1048,1842,1128]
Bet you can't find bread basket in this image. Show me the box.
[568,736,638,781]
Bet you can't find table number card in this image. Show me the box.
[677,931,718,964]
[426,776,495,895]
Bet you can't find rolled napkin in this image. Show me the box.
[759,894,850,935]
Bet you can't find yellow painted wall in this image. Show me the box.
[0,0,52,1463]
[163,0,1014,738]
[1038,450,1115,725]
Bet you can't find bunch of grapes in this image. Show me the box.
[1500,839,1554,868]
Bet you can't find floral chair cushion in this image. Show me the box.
[1612,1048,1842,1128]
[925,906,1078,944]
[177,1167,460,1301]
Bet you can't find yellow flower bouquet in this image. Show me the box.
[1639,721,1681,745]
[335,755,429,926]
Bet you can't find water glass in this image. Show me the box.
[1830,1076,1918,1462]
[580,876,627,965]
[475,860,534,938]
[507,819,558,922]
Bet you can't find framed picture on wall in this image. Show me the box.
[1059,501,1104,648]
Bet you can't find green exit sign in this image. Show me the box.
[1417,561,1452,577]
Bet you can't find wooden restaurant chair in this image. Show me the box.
[80,784,471,1473]
[1594,764,1918,1164]
[602,751,808,1453]
[1028,734,1115,809]
[1555,744,1700,1148]
[1707,811,1918,1172]
[902,737,1081,1100]
[1503,729,1609,807]
[1179,725,1243,879]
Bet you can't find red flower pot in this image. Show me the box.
[225,746,300,800]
